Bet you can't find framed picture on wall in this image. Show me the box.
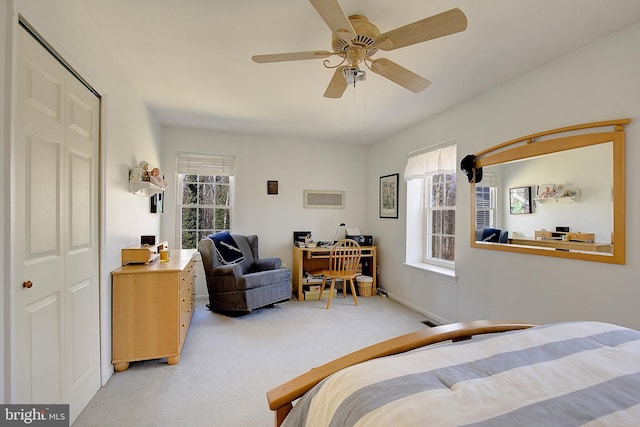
[509,186,532,214]
[379,173,399,218]
[150,191,164,214]
[267,180,278,195]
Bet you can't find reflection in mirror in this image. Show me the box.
[469,119,627,264]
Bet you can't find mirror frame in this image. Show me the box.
[469,119,628,264]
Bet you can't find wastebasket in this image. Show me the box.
[355,275,374,297]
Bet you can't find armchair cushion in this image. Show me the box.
[237,268,291,290]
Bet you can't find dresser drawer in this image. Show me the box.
[179,259,196,290]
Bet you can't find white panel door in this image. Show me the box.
[14,27,100,423]
[63,66,101,421]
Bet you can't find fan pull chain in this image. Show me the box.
[361,79,367,143]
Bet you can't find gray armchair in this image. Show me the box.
[198,233,291,314]
[476,227,509,243]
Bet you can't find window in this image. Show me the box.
[404,143,457,271]
[475,172,497,230]
[176,153,235,249]
[426,173,456,263]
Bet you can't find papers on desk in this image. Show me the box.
[346,227,361,236]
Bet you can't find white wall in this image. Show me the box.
[160,126,371,296]
[8,0,163,386]
[369,21,640,329]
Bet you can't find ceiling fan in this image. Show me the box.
[252,0,467,98]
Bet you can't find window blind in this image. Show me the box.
[176,152,235,176]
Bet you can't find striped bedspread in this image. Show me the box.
[283,321,640,426]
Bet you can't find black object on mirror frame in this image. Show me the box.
[460,154,483,183]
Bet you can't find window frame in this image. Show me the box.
[423,173,456,268]
[404,143,457,275]
[474,174,497,230]
[175,152,236,250]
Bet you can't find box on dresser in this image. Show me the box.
[121,241,168,265]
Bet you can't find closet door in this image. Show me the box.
[13,27,100,423]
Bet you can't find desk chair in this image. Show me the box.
[317,239,361,309]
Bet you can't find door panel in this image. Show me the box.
[15,27,100,423]
[64,71,100,421]
[69,151,91,249]
[26,133,61,259]
[17,29,66,406]
[27,294,62,403]
[69,280,93,381]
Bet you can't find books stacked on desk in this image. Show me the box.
[304,272,324,284]
[303,275,344,300]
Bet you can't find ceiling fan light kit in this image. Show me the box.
[252,0,467,98]
[344,67,366,86]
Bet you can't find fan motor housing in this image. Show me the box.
[332,15,379,57]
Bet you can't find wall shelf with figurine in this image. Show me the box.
[534,184,581,204]
[129,180,164,197]
[129,160,168,197]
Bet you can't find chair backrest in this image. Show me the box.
[329,239,361,276]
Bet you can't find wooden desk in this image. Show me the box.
[509,238,612,253]
[291,245,377,301]
[111,249,197,371]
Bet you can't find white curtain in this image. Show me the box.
[404,145,457,180]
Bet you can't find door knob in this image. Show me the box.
[23,280,33,289]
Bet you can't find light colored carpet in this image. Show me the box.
[73,295,427,427]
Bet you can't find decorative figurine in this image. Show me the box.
[139,161,150,181]
[149,167,168,188]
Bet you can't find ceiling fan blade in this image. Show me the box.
[375,8,467,51]
[370,58,431,93]
[308,0,356,44]
[324,66,348,98]
[252,50,334,63]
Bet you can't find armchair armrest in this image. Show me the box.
[211,263,244,277]
[253,257,281,271]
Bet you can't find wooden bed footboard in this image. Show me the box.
[267,320,537,426]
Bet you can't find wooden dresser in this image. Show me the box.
[111,249,197,372]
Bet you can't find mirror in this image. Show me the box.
[469,119,627,264]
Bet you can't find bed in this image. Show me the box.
[266,320,640,426]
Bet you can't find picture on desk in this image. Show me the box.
[293,231,311,245]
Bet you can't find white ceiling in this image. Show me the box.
[77,0,640,145]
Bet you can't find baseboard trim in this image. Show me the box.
[385,292,452,326]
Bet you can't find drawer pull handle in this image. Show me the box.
[23,280,33,289]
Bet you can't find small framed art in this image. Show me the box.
[150,191,164,214]
[509,186,532,214]
[267,180,278,195]
[379,173,399,218]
